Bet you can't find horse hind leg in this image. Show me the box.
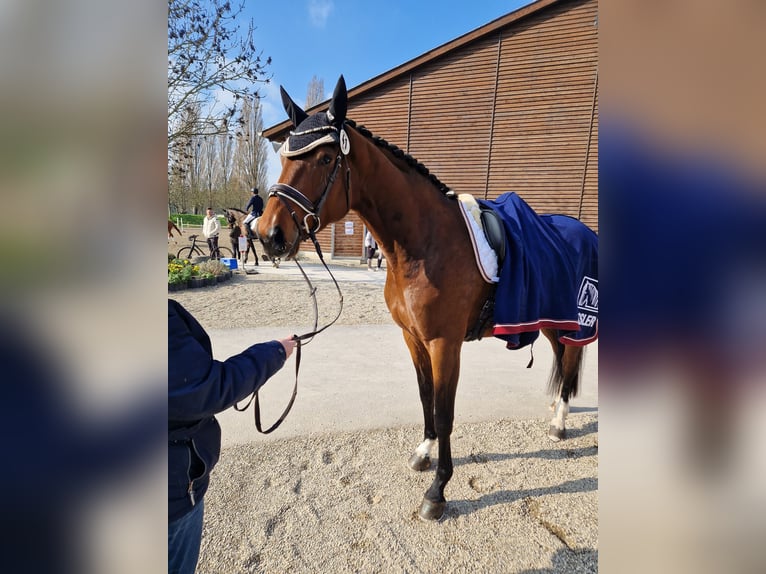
[543,332,583,442]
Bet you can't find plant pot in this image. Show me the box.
[203,277,216,287]
[168,281,188,292]
[190,277,206,289]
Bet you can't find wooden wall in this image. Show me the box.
[279,0,598,258]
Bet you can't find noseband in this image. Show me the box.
[267,152,345,239]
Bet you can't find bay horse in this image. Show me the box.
[168,220,182,243]
[257,76,597,521]
[223,208,260,265]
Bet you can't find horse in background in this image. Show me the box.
[168,220,182,243]
[226,207,285,268]
[223,208,260,266]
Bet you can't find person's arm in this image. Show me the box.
[169,305,292,421]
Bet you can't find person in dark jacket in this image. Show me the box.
[227,215,241,260]
[168,299,295,574]
[243,187,264,239]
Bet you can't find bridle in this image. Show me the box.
[235,143,351,434]
[267,152,347,239]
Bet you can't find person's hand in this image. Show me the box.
[279,337,297,359]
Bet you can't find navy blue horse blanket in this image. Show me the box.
[478,193,598,349]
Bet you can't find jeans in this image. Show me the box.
[207,236,219,258]
[168,500,204,574]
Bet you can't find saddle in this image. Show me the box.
[467,209,507,341]
[454,193,506,283]
[452,192,507,342]
[479,207,506,269]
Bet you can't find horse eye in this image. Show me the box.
[320,154,332,165]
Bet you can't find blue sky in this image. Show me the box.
[237,0,535,184]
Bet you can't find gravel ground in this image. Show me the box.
[199,416,598,574]
[168,243,598,573]
[170,270,392,329]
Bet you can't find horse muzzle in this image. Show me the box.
[259,223,297,258]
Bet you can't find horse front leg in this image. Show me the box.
[402,332,436,472]
[418,339,461,522]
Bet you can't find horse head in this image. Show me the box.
[258,75,352,259]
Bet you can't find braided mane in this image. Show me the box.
[345,119,451,196]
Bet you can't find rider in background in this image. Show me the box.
[243,188,263,239]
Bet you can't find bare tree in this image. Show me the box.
[201,135,217,207]
[169,103,203,213]
[217,131,238,207]
[168,0,272,147]
[234,96,269,206]
[305,75,325,108]
[168,0,273,214]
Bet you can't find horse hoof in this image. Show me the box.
[408,453,431,471]
[548,425,565,442]
[418,498,446,522]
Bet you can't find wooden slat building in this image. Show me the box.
[263,0,598,259]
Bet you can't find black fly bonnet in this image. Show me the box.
[281,112,340,157]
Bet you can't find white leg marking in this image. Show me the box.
[551,399,570,430]
[415,439,436,458]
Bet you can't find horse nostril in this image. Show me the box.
[267,226,285,250]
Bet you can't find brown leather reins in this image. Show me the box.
[233,207,344,434]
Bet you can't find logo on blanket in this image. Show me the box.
[577,276,598,328]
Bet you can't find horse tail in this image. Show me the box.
[546,339,583,400]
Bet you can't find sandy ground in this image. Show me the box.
[168,240,598,573]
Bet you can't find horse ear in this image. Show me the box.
[280,85,308,127]
[327,75,347,126]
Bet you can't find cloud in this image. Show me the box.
[308,0,334,28]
